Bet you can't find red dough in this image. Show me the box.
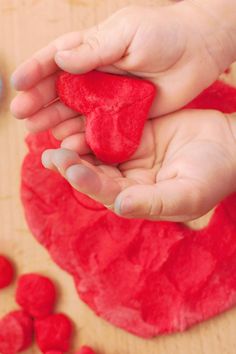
[187,80,236,112]
[15,273,56,318]
[9,311,34,350]
[0,255,14,289]
[21,80,236,338]
[44,352,63,354]
[56,71,156,164]
[35,313,73,352]
[0,311,33,354]
[75,346,96,354]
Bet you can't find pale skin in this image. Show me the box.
[10,0,236,221]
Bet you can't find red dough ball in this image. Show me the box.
[15,273,56,318]
[56,71,156,164]
[9,311,34,350]
[75,346,96,354]
[0,310,33,354]
[35,313,73,352]
[0,255,14,289]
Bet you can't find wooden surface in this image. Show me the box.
[1,1,236,353]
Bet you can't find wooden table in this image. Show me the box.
[0,1,236,353]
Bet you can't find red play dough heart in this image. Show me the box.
[21,81,236,338]
[56,71,156,164]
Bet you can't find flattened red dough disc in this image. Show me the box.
[21,81,236,338]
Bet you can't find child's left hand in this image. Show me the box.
[42,109,236,222]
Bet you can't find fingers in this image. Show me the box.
[114,179,206,222]
[61,133,91,154]
[51,116,85,140]
[11,32,83,91]
[54,23,129,74]
[25,102,79,133]
[11,73,58,119]
[42,149,122,206]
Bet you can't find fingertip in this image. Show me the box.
[47,148,80,178]
[55,51,70,65]
[55,48,90,74]
[114,195,122,215]
[0,77,3,94]
[60,139,72,149]
[11,59,41,91]
[11,65,29,91]
[114,195,134,216]
[10,97,22,119]
[11,71,19,90]
[55,51,78,74]
[41,149,55,169]
[10,94,30,119]
[61,133,90,155]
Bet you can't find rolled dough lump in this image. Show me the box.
[56,71,156,164]
[21,78,236,338]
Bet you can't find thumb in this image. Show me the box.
[114,179,207,222]
[54,24,129,74]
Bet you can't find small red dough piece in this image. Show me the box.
[15,273,56,318]
[0,311,33,354]
[75,346,96,354]
[35,313,73,352]
[0,255,14,289]
[56,71,156,164]
[9,311,34,350]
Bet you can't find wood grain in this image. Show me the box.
[0,1,236,353]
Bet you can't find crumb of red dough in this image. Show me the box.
[75,345,96,354]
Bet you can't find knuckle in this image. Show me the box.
[149,189,164,217]
[85,35,101,52]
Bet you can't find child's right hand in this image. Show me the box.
[11,1,236,138]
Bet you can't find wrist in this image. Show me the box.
[179,0,236,72]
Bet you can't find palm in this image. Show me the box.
[43,109,236,221]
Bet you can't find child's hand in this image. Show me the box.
[11,1,236,134]
[42,109,236,222]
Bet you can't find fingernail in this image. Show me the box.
[55,51,71,65]
[115,196,133,215]
[66,164,90,188]
[0,77,3,97]
[61,140,71,149]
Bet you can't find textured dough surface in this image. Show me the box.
[21,81,236,338]
[56,71,156,164]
